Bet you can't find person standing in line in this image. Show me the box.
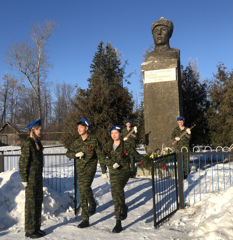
[102,125,150,233]
[122,120,137,178]
[66,118,106,229]
[171,116,192,179]
[19,119,46,239]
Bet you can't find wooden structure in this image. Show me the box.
[0,122,28,146]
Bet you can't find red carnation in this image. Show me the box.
[87,145,92,151]
[123,150,128,156]
[162,165,169,170]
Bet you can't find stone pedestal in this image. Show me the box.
[142,57,183,152]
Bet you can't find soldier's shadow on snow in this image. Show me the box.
[91,177,179,230]
[91,178,155,227]
[0,231,9,238]
[43,216,81,235]
[124,178,179,230]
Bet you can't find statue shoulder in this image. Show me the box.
[146,48,180,61]
[146,51,156,62]
[171,48,180,58]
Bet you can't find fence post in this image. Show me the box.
[0,152,4,173]
[177,153,185,209]
[151,157,156,227]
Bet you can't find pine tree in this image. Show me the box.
[208,63,233,147]
[181,59,209,148]
[133,101,145,145]
[62,42,135,148]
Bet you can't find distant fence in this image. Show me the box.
[178,151,233,208]
[0,152,74,197]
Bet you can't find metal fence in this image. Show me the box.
[0,152,74,197]
[178,151,233,208]
[1,147,233,226]
[152,153,179,227]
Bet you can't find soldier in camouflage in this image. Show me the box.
[122,120,137,178]
[101,125,150,233]
[171,116,192,179]
[66,118,106,229]
[19,119,46,239]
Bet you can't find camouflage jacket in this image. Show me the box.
[19,137,43,182]
[122,127,136,146]
[66,134,106,174]
[102,140,147,174]
[171,126,191,152]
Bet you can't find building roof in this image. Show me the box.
[0,122,28,134]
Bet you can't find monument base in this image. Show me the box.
[142,58,182,152]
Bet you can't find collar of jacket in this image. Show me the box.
[78,134,92,142]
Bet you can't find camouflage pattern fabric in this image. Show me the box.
[122,127,137,174]
[171,126,191,177]
[102,141,149,220]
[66,134,105,220]
[19,137,43,233]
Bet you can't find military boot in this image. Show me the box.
[36,229,46,236]
[25,231,43,238]
[88,202,96,216]
[112,220,122,233]
[120,204,128,220]
[78,220,89,228]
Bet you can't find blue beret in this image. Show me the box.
[77,118,91,129]
[177,116,185,121]
[109,125,123,132]
[125,119,131,123]
[27,119,41,129]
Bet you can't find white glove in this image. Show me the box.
[123,137,128,141]
[113,163,120,169]
[102,173,108,180]
[175,137,180,141]
[22,182,28,188]
[134,126,137,133]
[186,128,191,134]
[75,152,84,158]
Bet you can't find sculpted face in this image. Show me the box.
[153,25,170,46]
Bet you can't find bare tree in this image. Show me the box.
[0,75,9,124]
[41,84,53,129]
[0,74,23,124]
[53,82,76,130]
[5,20,57,120]
[18,88,39,124]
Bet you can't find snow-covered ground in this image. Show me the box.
[1,146,233,239]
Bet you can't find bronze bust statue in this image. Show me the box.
[146,17,180,61]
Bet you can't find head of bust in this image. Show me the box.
[151,17,174,46]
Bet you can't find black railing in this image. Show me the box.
[152,153,179,227]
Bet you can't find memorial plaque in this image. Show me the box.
[144,68,176,84]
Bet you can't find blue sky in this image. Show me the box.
[0,0,232,105]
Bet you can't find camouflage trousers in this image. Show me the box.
[77,161,97,221]
[182,154,190,179]
[25,180,43,233]
[129,155,136,174]
[109,169,130,220]
[176,145,190,179]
